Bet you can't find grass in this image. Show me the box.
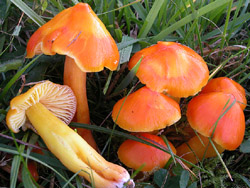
[0,0,250,187]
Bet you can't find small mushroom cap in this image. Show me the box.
[177,134,225,167]
[6,81,76,133]
[187,92,245,150]
[128,42,209,97]
[118,133,176,172]
[112,87,181,132]
[200,77,247,110]
[26,3,119,72]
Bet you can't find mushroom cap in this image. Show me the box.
[177,134,225,167]
[200,77,246,110]
[118,133,176,172]
[186,92,245,150]
[112,87,181,132]
[6,81,76,133]
[26,3,119,72]
[128,42,209,97]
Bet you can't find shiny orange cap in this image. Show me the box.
[118,133,176,172]
[186,92,245,150]
[112,87,181,132]
[26,3,119,72]
[200,77,247,110]
[128,42,209,97]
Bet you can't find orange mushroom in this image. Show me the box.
[118,133,176,172]
[112,86,181,132]
[177,134,225,168]
[186,92,245,151]
[128,42,209,98]
[26,3,119,150]
[200,77,247,110]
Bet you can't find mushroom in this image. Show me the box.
[200,77,247,110]
[176,134,225,168]
[186,92,245,151]
[26,3,120,150]
[112,86,181,132]
[128,41,209,98]
[6,81,134,188]
[118,133,176,172]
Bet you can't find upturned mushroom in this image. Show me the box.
[118,133,176,172]
[186,92,245,151]
[128,42,209,98]
[112,86,181,132]
[6,81,134,188]
[26,3,120,150]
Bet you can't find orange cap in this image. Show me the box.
[112,87,181,132]
[128,42,209,97]
[26,3,119,72]
[177,134,225,167]
[200,77,246,110]
[187,92,245,150]
[118,133,176,172]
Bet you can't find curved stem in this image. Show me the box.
[26,103,133,188]
[64,56,98,151]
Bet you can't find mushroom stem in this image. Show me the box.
[26,102,133,188]
[64,56,98,151]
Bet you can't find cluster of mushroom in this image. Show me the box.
[5,2,247,186]
[6,3,134,188]
[112,41,211,172]
[111,42,246,173]
[177,77,246,166]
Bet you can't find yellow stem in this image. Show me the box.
[26,103,132,188]
[64,56,98,151]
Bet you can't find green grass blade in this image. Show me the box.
[62,170,82,188]
[103,71,113,95]
[119,36,134,65]
[239,71,250,84]
[10,155,21,188]
[10,0,46,26]
[0,54,42,101]
[21,166,37,188]
[151,0,231,43]
[238,174,250,187]
[209,139,232,181]
[75,176,83,188]
[203,12,250,40]
[219,0,233,49]
[138,0,164,38]
[130,0,147,20]
[130,164,146,179]
[114,57,142,93]
[161,135,176,165]
[0,59,23,73]
[10,132,29,188]
[0,146,75,187]
[209,47,250,79]
[117,38,143,50]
